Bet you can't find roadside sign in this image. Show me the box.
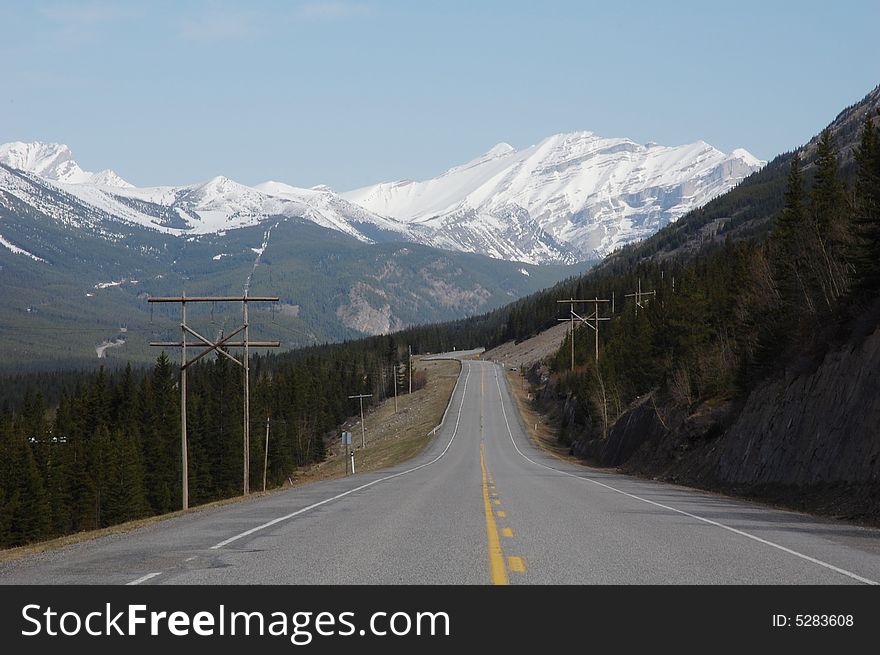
[342,431,352,445]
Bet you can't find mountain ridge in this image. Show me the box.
[1,131,763,265]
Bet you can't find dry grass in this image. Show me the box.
[294,358,461,482]
[504,368,580,465]
[0,358,461,563]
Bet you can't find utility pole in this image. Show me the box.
[262,416,270,493]
[180,292,187,509]
[624,279,657,316]
[557,298,612,368]
[393,363,398,413]
[348,393,373,449]
[581,298,611,363]
[148,293,279,507]
[408,345,412,394]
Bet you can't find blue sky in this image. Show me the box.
[1,0,878,190]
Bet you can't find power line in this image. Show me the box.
[148,292,280,510]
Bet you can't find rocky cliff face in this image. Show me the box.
[715,327,880,486]
[563,325,880,521]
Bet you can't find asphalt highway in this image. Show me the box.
[2,358,879,585]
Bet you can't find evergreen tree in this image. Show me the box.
[852,113,880,297]
[772,152,813,311]
[810,128,850,303]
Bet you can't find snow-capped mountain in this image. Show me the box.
[0,142,410,242]
[0,141,133,188]
[343,132,764,262]
[0,135,763,265]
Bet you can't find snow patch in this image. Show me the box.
[0,234,47,262]
[94,279,124,289]
[96,338,125,358]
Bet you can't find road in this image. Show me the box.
[2,358,880,585]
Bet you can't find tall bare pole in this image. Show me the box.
[625,279,656,316]
[393,363,398,413]
[408,345,412,394]
[149,294,279,507]
[180,293,188,510]
[243,295,250,496]
[583,297,611,362]
[348,393,373,449]
[556,298,595,370]
[262,416,270,493]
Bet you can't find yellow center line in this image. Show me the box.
[481,442,509,585]
[508,556,526,573]
[502,527,514,538]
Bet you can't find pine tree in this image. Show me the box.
[0,419,51,547]
[810,128,850,303]
[776,152,806,243]
[772,152,813,312]
[851,112,880,297]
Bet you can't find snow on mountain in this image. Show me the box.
[0,141,133,188]
[344,132,765,261]
[0,135,764,265]
[0,142,411,242]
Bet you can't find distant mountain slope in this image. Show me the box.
[0,164,585,370]
[601,84,880,268]
[344,132,763,262]
[1,131,762,266]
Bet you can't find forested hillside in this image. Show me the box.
[0,339,420,547]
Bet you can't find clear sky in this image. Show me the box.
[1,1,878,190]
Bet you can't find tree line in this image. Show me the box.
[0,337,421,548]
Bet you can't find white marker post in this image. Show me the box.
[342,431,352,474]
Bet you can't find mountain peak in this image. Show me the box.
[0,140,131,188]
[730,148,764,168]
[484,142,515,158]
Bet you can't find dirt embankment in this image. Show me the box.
[484,323,568,370]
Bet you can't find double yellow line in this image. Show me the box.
[480,442,509,585]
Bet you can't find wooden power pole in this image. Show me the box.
[148,293,279,509]
[348,393,373,449]
[624,279,656,316]
[557,297,611,367]
[581,298,611,363]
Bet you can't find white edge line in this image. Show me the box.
[210,362,473,550]
[491,364,878,586]
[126,572,162,586]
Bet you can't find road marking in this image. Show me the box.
[508,556,526,573]
[127,572,161,586]
[211,362,473,550]
[502,527,514,538]
[496,510,506,518]
[491,365,879,586]
[481,442,508,585]
[493,499,501,505]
